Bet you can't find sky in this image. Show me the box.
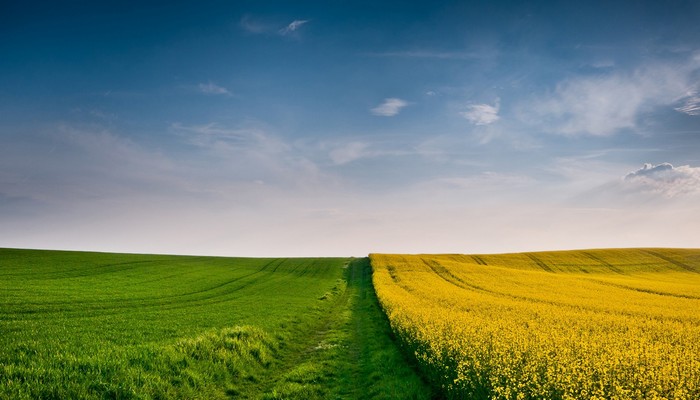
[1,0,700,257]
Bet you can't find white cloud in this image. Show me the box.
[329,142,370,165]
[430,172,536,191]
[0,123,326,220]
[461,99,500,125]
[676,93,700,115]
[197,82,230,95]
[4,127,700,257]
[171,122,290,157]
[522,59,700,136]
[0,126,183,206]
[240,16,308,37]
[625,162,674,179]
[170,122,326,189]
[365,50,486,60]
[279,20,309,36]
[321,139,424,165]
[239,15,268,34]
[590,60,616,69]
[371,98,409,117]
[623,163,700,198]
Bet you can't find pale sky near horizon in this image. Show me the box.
[1,1,700,257]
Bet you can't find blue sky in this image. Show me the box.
[1,0,700,256]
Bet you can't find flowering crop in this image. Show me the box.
[371,249,700,399]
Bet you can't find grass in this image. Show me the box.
[13,245,697,398]
[258,257,433,399]
[0,248,432,399]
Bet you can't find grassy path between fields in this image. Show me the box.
[252,258,435,399]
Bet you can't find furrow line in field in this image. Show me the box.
[385,264,418,294]
[419,258,697,324]
[0,259,168,280]
[642,250,699,273]
[581,251,625,274]
[586,279,700,300]
[471,255,488,265]
[524,253,554,272]
[1,258,282,309]
[420,258,493,294]
[1,261,290,318]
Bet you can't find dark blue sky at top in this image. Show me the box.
[1,0,700,255]
[3,0,699,138]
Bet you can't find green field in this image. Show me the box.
[0,249,431,399]
[5,247,700,399]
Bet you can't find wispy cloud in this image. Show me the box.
[364,50,486,60]
[371,98,408,117]
[329,142,370,165]
[590,60,616,69]
[170,122,327,190]
[0,125,182,206]
[279,20,309,36]
[319,137,441,166]
[171,122,288,155]
[676,93,700,115]
[520,59,700,136]
[239,14,269,34]
[197,82,230,96]
[430,172,536,191]
[239,16,309,37]
[461,99,500,125]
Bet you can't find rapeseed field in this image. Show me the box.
[371,249,700,399]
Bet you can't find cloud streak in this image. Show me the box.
[239,15,269,34]
[364,50,488,60]
[461,99,500,125]
[279,20,309,36]
[172,122,288,156]
[676,93,700,115]
[170,122,327,190]
[521,58,700,136]
[329,142,370,165]
[239,16,309,37]
[371,98,408,117]
[197,82,230,95]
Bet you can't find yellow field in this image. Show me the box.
[370,249,700,399]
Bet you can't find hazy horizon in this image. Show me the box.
[2,1,700,257]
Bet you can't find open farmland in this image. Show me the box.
[371,249,700,399]
[0,249,431,399]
